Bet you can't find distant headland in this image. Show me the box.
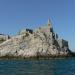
[0,19,74,59]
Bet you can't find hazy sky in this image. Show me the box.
[0,0,75,51]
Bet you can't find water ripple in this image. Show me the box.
[0,58,75,75]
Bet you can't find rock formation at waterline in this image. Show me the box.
[0,19,71,58]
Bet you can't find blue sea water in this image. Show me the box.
[0,58,75,75]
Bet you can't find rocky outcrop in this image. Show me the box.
[0,19,71,58]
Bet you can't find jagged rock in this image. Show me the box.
[0,19,71,58]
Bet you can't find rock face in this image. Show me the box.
[0,19,71,58]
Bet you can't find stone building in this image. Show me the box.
[57,39,69,51]
[18,29,33,35]
[41,19,69,52]
[0,34,10,43]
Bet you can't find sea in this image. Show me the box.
[0,58,75,75]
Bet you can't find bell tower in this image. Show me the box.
[48,18,52,28]
[48,18,55,46]
[47,18,53,33]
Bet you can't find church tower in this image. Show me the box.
[48,18,52,28]
[48,19,53,33]
[48,18,55,46]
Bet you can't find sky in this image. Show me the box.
[0,0,75,51]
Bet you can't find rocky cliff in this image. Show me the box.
[0,20,71,58]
